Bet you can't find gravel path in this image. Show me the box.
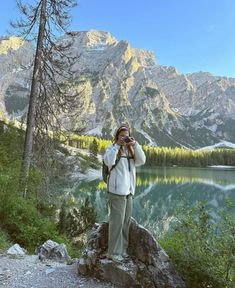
[0,253,115,288]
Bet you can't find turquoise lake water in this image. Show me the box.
[73,166,235,235]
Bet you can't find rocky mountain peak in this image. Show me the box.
[187,71,215,87]
[68,29,117,48]
[1,29,235,147]
[132,48,155,67]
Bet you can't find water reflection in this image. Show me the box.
[73,166,235,235]
[136,166,235,186]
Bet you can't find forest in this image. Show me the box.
[67,133,235,167]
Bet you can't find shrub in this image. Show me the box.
[0,229,11,251]
[0,124,81,255]
[0,168,61,252]
[0,123,91,258]
[58,197,97,237]
[159,200,235,288]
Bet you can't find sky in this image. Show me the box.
[0,0,235,78]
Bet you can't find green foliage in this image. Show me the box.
[66,133,111,154]
[77,151,101,173]
[0,121,23,167]
[0,165,61,252]
[2,198,58,252]
[143,145,235,167]
[0,229,11,251]
[89,139,99,161]
[159,200,235,288]
[80,197,97,231]
[79,158,91,173]
[64,238,84,259]
[0,123,84,256]
[58,197,97,237]
[65,131,235,168]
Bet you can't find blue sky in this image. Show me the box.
[0,0,235,77]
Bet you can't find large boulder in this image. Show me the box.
[77,218,186,287]
[34,240,71,264]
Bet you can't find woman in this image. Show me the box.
[103,124,146,262]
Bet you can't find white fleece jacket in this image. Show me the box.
[103,142,146,195]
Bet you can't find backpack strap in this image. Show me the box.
[106,156,120,186]
[109,156,121,173]
[109,155,133,173]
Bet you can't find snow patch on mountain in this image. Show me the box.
[86,125,102,136]
[197,141,235,150]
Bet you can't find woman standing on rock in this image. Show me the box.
[103,124,146,262]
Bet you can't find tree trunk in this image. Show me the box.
[20,0,47,198]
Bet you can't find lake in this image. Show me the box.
[72,166,235,236]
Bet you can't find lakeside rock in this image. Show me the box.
[78,218,186,287]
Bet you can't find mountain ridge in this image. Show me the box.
[0,30,235,148]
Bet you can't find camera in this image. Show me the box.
[123,136,132,143]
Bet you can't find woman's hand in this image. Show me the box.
[127,137,136,146]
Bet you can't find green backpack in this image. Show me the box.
[102,157,120,184]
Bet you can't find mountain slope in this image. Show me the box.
[0,30,235,147]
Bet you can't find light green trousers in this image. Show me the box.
[107,192,133,256]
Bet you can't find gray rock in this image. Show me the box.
[45,267,56,275]
[7,244,27,256]
[35,240,71,264]
[77,218,186,288]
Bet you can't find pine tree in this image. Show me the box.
[11,0,77,197]
[89,139,99,162]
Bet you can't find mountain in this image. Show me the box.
[0,30,235,148]
[197,140,235,151]
[0,36,34,117]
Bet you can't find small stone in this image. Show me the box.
[45,267,55,275]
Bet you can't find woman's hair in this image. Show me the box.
[114,124,135,159]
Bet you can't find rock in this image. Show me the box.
[34,240,71,264]
[77,218,186,288]
[45,267,56,275]
[7,244,27,256]
[70,257,79,265]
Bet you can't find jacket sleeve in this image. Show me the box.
[103,144,120,169]
[134,142,146,166]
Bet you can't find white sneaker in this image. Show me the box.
[107,254,124,262]
[122,253,129,259]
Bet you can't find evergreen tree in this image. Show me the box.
[11,0,77,197]
[89,139,99,162]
